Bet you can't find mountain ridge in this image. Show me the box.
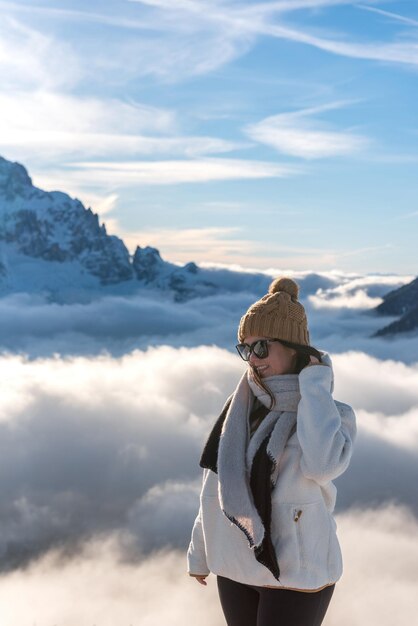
[0,155,132,284]
[372,276,418,337]
[0,155,221,301]
[0,155,416,337]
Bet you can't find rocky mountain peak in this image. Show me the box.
[0,157,33,201]
[0,156,133,285]
[0,155,214,299]
[133,246,164,283]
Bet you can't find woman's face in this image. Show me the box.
[244,335,297,377]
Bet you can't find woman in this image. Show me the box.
[186,277,356,626]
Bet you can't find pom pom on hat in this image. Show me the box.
[268,277,299,300]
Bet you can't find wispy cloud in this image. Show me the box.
[30,158,298,238]
[22,132,245,158]
[51,158,298,186]
[119,226,258,261]
[0,16,81,89]
[245,101,369,159]
[97,220,398,270]
[0,3,250,85]
[338,242,395,258]
[392,210,418,221]
[242,0,356,14]
[0,13,220,188]
[0,90,247,164]
[129,0,352,15]
[3,1,418,95]
[128,0,418,70]
[356,4,418,29]
[0,0,160,31]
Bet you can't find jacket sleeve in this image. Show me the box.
[296,364,357,485]
[186,470,210,576]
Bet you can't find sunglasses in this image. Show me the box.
[235,339,282,362]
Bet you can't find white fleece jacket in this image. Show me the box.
[186,352,357,590]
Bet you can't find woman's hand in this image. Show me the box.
[189,573,208,585]
[303,355,326,368]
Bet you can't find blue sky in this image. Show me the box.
[1,0,417,273]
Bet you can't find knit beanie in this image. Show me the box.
[237,276,310,345]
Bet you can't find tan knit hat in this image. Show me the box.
[237,276,310,345]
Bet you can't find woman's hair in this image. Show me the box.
[250,365,276,408]
[249,339,323,410]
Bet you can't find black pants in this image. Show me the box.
[216,575,335,626]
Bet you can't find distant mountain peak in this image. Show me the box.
[372,276,418,337]
[0,155,219,300]
[0,156,33,201]
[133,245,164,283]
[0,155,132,285]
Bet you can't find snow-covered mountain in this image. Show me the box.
[0,155,416,339]
[132,246,219,301]
[0,156,132,285]
[0,156,223,301]
[0,156,343,304]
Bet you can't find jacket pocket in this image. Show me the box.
[292,501,332,574]
[271,503,302,573]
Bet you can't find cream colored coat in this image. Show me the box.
[186,354,357,590]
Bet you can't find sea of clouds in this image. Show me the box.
[0,270,417,362]
[0,349,416,624]
[0,270,417,625]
